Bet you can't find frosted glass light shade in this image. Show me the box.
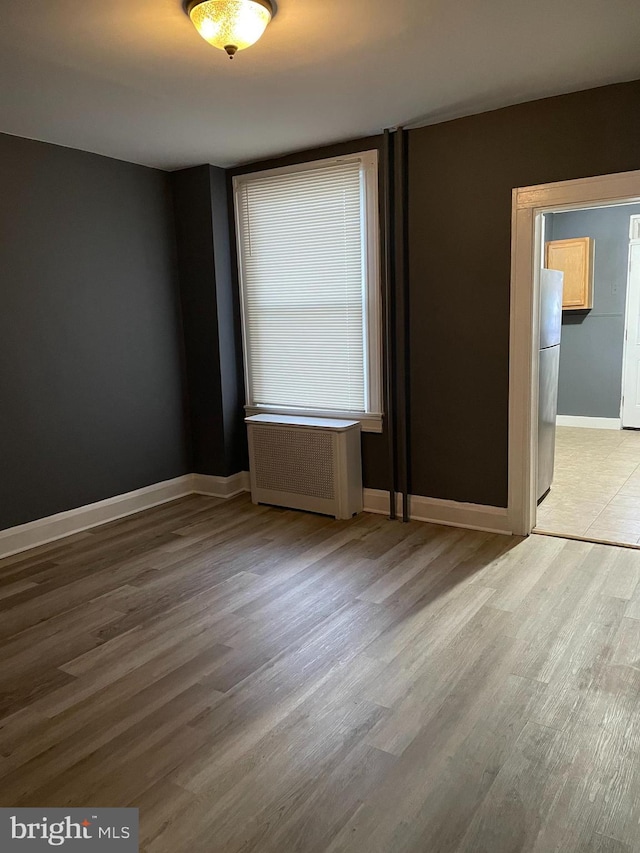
[188,0,272,57]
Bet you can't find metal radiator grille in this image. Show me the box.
[252,427,335,499]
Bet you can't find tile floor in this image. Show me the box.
[535,425,640,546]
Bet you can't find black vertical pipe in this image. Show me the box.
[401,130,411,523]
[394,128,410,522]
[382,129,397,520]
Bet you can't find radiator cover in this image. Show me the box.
[245,414,363,519]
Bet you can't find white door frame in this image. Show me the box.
[621,227,640,428]
[508,169,640,536]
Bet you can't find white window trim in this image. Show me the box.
[233,151,383,433]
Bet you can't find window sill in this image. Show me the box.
[244,406,383,434]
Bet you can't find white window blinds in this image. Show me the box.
[235,157,375,414]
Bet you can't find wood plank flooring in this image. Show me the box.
[1,494,640,851]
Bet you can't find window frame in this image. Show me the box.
[233,150,383,433]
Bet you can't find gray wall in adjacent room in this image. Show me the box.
[548,203,640,419]
[0,133,190,530]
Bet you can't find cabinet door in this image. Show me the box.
[545,237,593,310]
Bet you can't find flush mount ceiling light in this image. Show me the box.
[186,0,274,58]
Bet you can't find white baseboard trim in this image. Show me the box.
[556,415,621,430]
[0,472,251,560]
[1,475,511,561]
[363,488,512,535]
[192,471,251,499]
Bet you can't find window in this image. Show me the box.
[233,151,382,432]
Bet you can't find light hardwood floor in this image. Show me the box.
[536,425,640,546]
[2,494,640,851]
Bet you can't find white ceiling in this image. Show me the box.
[1,0,639,170]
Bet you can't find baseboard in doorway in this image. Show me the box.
[556,415,621,430]
[363,488,512,535]
[0,472,251,560]
[534,527,640,551]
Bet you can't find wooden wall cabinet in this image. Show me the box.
[545,236,594,310]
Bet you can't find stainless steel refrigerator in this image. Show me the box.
[538,268,563,502]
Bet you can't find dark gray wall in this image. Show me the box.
[171,165,246,477]
[229,81,640,505]
[0,133,190,530]
[548,204,640,419]
[408,79,640,507]
[6,78,639,531]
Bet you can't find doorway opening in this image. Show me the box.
[534,204,640,546]
[507,169,640,541]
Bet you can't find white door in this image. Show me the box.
[621,239,640,427]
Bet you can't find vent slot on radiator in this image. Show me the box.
[252,427,335,499]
